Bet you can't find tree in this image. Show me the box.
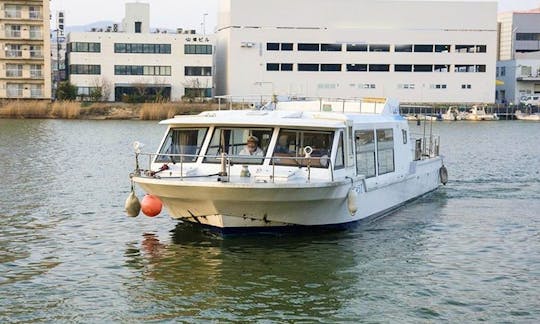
[56,81,77,101]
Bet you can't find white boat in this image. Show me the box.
[404,114,438,121]
[465,106,499,121]
[129,97,446,232]
[440,107,464,121]
[515,110,540,121]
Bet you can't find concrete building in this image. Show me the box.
[215,0,497,104]
[67,3,213,102]
[496,8,540,104]
[0,0,51,99]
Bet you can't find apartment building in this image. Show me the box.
[0,0,51,99]
[216,0,498,104]
[67,3,213,102]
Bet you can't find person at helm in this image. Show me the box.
[239,135,264,156]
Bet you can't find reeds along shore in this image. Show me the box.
[0,101,217,120]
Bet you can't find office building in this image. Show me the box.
[215,0,498,104]
[0,0,52,99]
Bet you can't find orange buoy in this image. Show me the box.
[141,194,162,217]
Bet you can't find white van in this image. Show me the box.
[521,95,540,106]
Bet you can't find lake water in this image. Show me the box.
[0,119,539,323]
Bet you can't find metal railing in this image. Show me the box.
[411,133,440,160]
[132,152,335,183]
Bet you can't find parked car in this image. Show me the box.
[521,95,540,107]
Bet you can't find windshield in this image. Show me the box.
[272,129,334,168]
[204,127,273,164]
[156,128,208,163]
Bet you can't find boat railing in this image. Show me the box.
[411,133,440,160]
[131,152,335,183]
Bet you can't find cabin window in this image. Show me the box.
[335,131,345,170]
[273,129,334,168]
[204,127,273,165]
[377,129,395,175]
[156,128,208,163]
[355,130,376,178]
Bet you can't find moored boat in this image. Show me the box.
[465,106,499,121]
[515,110,540,121]
[128,97,446,232]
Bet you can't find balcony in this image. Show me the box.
[30,51,43,59]
[5,50,23,58]
[517,75,540,81]
[5,31,22,38]
[30,71,43,79]
[29,11,42,20]
[29,32,42,40]
[6,70,23,78]
[4,11,22,19]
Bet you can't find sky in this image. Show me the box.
[50,0,540,32]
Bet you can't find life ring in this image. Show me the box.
[439,165,449,185]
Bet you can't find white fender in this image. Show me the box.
[125,191,141,217]
[347,189,358,215]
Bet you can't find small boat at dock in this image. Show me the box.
[465,106,499,121]
[515,110,540,121]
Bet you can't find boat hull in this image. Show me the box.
[133,157,442,230]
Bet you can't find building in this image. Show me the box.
[0,0,52,99]
[52,10,67,92]
[496,8,540,104]
[215,0,497,104]
[67,2,213,102]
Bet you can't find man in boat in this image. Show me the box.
[274,134,291,154]
[239,135,264,156]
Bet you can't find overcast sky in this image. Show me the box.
[51,0,540,32]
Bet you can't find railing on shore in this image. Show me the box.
[132,152,335,183]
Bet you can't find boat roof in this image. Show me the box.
[160,98,404,129]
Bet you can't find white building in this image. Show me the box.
[67,3,213,102]
[496,8,540,104]
[215,0,497,104]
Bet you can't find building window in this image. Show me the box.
[298,43,320,51]
[5,44,22,57]
[395,44,413,52]
[516,33,540,41]
[135,21,142,33]
[30,84,43,98]
[281,43,293,51]
[369,64,390,72]
[476,65,486,72]
[395,64,412,72]
[298,64,319,71]
[184,44,212,55]
[30,64,42,78]
[461,84,472,89]
[185,88,212,98]
[70,42,101,53]
[414,44,434,52]
[6,25,21,38]
[455,45,486,53]
[346,44,368,52]
[29,45,43,58]
[4,5,22,18]
[266,63,279,71]
[7,83,23,98]
[455,65,485,73]
[355,130,376,178]
[347,64,368,72]
[184,66,212,76]
[476,45,487,53]
[398,84,415,89]
[280,63,293,71]
[501,66,506,76]
[369,44,390,52]
[320,64,341,72]
[6,64,23,77]
[434,64,450,72]
[29,6,42,19]
[29,26,42,39]
[114,43,171,54]
[414,65,433,72]
[431,84,447,89]
[266,43,280,51]
[435,45,451,53]
[114,65,171,76]
[377,129,394,175]
[70,64,101,75]
[321,43,342,51]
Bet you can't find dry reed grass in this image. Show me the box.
[139,102,215,120]
[0,100,50,118]
[50,101,81,119]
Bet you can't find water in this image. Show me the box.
[0,119,539,323]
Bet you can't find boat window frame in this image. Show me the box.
[272,128,335,169]
[334,130,345,170]
[203,126,274,165]
[376,128,395,175]
[354,129,377,178]
[155,127,209,163]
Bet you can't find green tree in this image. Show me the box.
[56,81,77,101]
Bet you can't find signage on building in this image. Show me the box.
[57,11,65,37]
[185,37,211,43]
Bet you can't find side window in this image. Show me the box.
[355,130,376,178]
[156,128,207,163]
[273,129,334,168]
[204,127,273,164]
[377,129,395,175]
[335,131,345,170]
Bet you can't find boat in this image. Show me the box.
[404,114,438,122]
[128,97,447,232]
[465,105,499,121]
[439,107,464,121]
[515,110,540,121]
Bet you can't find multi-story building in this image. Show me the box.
[0,0,51,99]
[215,0,497,104]
[496,8,540,104]
[67,2,213,102]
